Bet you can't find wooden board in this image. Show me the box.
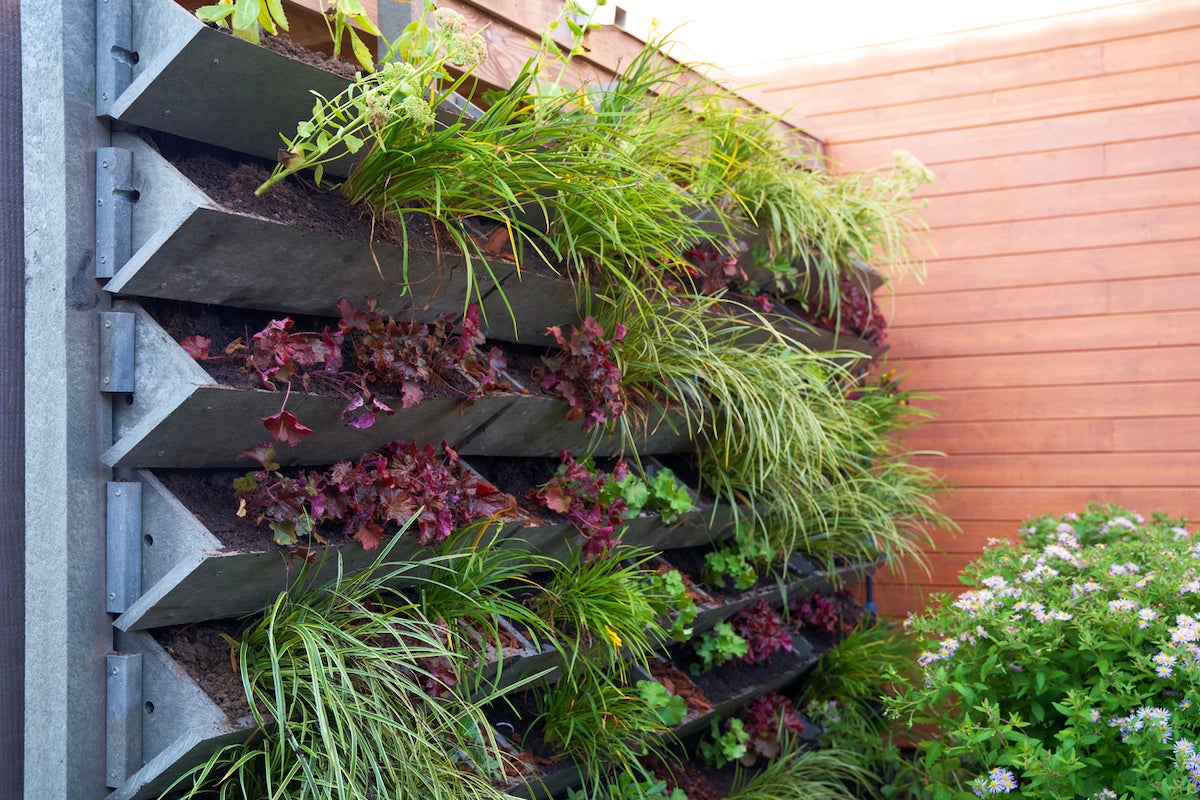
[892,276,1200,327]
[888,310,1200,358]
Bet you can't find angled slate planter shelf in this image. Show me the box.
[111,466,540,631]
[106,620,555,800]
[98,0,354,171]
[101,132,528,331]
[105,299,516,469]
[458,395,694,458]
[107,629,255,800]
[673,553,875,638]
[670,636,826,739]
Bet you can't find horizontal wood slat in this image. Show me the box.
[911,452,1200,488]
[901,417,1200,454]
[888,310,1200,358]
[916,205,1200,261]
[937,487,1200,521]
[922,167,1200,229]
[828,97,1200,168]
[900,347,1200,390]
[739,1,1200,92]
[917,382,1199,422]
[891,275,1200,327]
[917,132,1200,195]
[892,239,1200,294]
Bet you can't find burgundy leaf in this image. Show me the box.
[180,335,212,360]
[263,411,314,446]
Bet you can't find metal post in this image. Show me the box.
[23,0,113,797]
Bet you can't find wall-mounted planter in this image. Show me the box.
[111,468,529,632]
[105,299,517,469]
[98,0,354,171]
[458,395,694,458]
[667,635,825,739]
[106,629,255,800]
[100,132,529,331]
[668,551,873,638]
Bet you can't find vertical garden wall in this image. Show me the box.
[21,2,946,798]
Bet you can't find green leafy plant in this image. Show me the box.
[803,624,927,800]
[637,679,687,727]
[698,717,749,768]
[528,545,672,682]
[655,567,699,642]
[539,675,675,797]
[891,504,1200,799]
[646,469,695,524]
[691,620,749,674]
[722,745,868,800]
[569,774,687,800]
[165,533,531,800]
[321,0,381,71]
[703,546,759,591]
[195,0,288,44]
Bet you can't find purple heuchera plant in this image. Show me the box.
[730,598,793,664]
[538,317,626,431]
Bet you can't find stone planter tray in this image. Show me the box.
[101,132,530,333]
[458,393,694,458]
[98,0,355,171]
[106,629,256,800]
[111,467,530,632]
[105,299,516,469]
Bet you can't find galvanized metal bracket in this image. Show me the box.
[99,310,136,393]
[106,481,142,614]
[96,147,138,279]
[96,0,134,118]
[106,652,144,788]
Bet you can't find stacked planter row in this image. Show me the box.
[110,545,868,800]
[96,2,883,798]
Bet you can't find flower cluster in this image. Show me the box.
[891,503,1200,799]
[968,767,1017,797]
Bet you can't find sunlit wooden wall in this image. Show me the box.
[736,0,1200,615]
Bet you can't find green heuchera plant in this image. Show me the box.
[637,679,688,727]
[699,717,749,768]
[692,620,749,674]
[891,504,1200,799]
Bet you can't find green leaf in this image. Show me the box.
[194,6,236,24]
[231,0,261,34]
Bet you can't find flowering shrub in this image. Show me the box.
[891,504,1200,799]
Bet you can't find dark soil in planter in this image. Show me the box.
[256,32,360,80]
[643,749,738,800]
[144,130,562,281]
[497,342,556,395]
[679,643,825,707]
[466,456,568,519]
[147,130,393,243]
[155,467,273,551]
[153,618,253,720]
[486,690,566,770]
